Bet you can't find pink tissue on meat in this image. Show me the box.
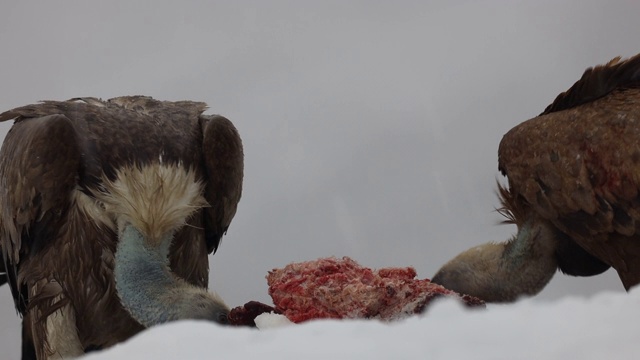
[267,256,484,323]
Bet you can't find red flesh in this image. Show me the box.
[267,257,484,323]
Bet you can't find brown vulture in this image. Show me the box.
[433,54,640,302]
[0,96,243,359]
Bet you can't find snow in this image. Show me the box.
[254,313,293,329]
[85,289,640,360]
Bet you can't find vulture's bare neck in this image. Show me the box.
[114,224,228,326]
[97,163,229,327]
[432,217,558,302]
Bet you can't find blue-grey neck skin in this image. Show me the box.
[492,220,558,301]
[114,224,229,327]
[114,225,174,326]
[432,219,558,303]
[503,220,537,270]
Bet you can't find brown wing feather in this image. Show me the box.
[0,114,81,312]
[200,115,244,254]
[499,55,640,289]
[541,54,640,115]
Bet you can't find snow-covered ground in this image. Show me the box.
[86,289,640,360]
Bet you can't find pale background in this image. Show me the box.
[1,1,638,358]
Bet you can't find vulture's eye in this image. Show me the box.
[218,313,229,325]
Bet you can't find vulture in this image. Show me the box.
[0,96,243,359]
[433,54,640,302]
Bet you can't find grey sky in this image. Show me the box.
[1,1,639,358]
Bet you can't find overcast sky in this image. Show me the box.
[1,1,639,358]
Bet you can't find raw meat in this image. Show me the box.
[267,256,484,323]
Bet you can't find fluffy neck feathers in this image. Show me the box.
[96,163,208,246]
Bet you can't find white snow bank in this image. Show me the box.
[85,289,640,360]
[254,312,294,329]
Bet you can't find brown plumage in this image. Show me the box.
[433,54,640,302]
[0,96,243,359]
